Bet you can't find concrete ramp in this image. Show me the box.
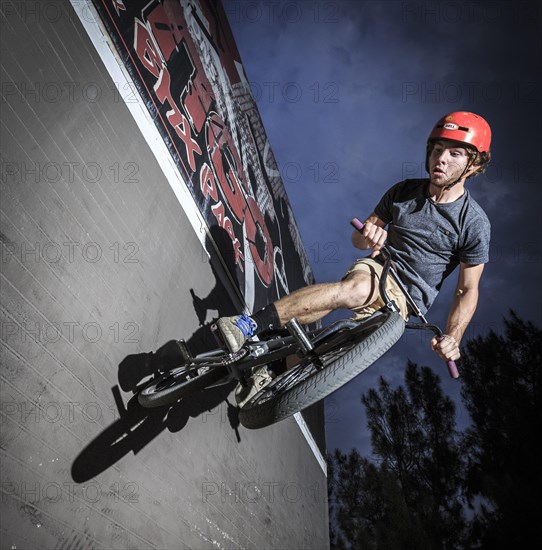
[0,1,328,548]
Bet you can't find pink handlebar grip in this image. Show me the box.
[447,360,460,379]
[437,337,460,379]
[350,217,364,231]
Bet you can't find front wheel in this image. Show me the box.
[238,311,404,429]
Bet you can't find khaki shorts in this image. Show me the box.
[343,258,409,321]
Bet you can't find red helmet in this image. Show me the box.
[428,111,491,153]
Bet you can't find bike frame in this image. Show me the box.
[198,315,374,387]
[139,219,459,410]
[172,220,459,381]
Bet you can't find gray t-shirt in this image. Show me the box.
[374,179,491,314]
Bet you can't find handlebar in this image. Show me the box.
[350,217,459,379]
[350,217,365,232]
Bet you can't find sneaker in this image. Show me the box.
[217,314,258,353]
[235,366,275,408]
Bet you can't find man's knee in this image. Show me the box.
[341,272,376,309]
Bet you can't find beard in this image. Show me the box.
[430,165,466,187]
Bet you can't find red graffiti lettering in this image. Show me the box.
[113,0,126,17]
[211,202,245,271]
[182,74,212,134]
[191,0,241,86]
[206,112,246,223]
[146,0,213,133]
[136,1,214,136]
[146,1,183,63]
[154,68,202,172]
[222,217,235,241]
[204,112,274,286]
[134,19,162,79]
[245,196,274,286]
[211,201,225,225]
[231,238,245,269]
[134,6,275,288]
[200,162,218,201]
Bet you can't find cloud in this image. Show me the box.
[224,0,542,455]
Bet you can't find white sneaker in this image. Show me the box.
[235,366,275,408]
[217,314,258,353]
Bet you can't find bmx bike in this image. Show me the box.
[138,218,458,429]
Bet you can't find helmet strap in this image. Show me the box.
[444,156,477,190]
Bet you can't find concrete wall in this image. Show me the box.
[0,1,329,548]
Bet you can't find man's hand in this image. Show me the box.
[362,222,387,258]
[431,335,460,362]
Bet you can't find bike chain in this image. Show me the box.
[222,347,249,365]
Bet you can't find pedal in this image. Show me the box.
[175,339,192,363]
[286,318,314,355]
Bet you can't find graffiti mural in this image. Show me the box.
[90,0,313,311]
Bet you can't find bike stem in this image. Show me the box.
[350,218,459,379]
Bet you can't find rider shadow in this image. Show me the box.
[71,226,243,483]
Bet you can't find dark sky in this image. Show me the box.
[223,0,542,454]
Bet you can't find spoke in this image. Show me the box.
[248,340,358,407]
[154,365,199,392]
[273,367,308,392]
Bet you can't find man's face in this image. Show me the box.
[428,140,473,187]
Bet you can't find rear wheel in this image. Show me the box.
[238,311,404,429]
[138,362,226,408]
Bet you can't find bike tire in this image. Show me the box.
[138,362,226,408]
[238,311,405,429]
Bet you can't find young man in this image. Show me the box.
[218,111,492,406]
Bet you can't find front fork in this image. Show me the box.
[286,318,325,370]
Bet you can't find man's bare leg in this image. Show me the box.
[217,270,378,355]
[274,270,378,325]
[275,271,378,370]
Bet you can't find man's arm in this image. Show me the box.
[351,213,387,257]
[432,262,485,362]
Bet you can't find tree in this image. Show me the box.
[460,311,542,548]
[328,312,542,549]
[329,362,467,549]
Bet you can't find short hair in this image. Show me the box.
[464,146,491,178]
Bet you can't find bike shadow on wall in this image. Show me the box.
[71,226,244,483]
